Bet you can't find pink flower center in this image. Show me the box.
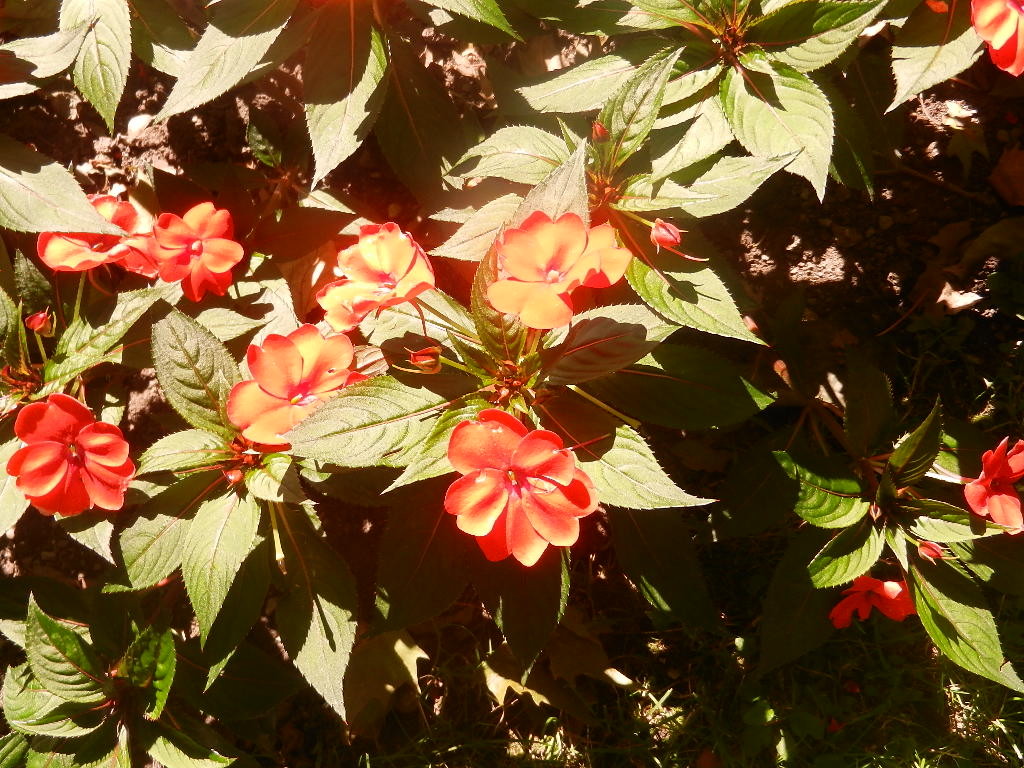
[288,384,318,407]
[1010,0,1024,14]
[188,239,204,257]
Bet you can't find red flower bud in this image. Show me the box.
[24,309,52,336]
[650,218,682,250]
[827,718,844,733]
[917,540,944,562]
[224,469,244,486]
[591,121,609,143]
[407,345,442,374]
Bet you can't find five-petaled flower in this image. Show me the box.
[828,575,916,629]
[964,437,1024,532]
[972,0,1024,76]
[443,409,598,567]
[486,211,632,330]
[226,325,367,447]
[152,202,245,302]
[6,393,135,516]
[37,195,138,272]
[316,223,435,332]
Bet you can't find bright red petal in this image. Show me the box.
[447,409,528,474]
[444,469,510,536]
[15,394,93,444]
[511,431,574,485]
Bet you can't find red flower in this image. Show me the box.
[591,121,610,143]
[443,409,598,566]
[486,211,632,330]
[316,223,435,332]
[828,575,916,629]
[37,195,137,272]
[226,325,367,447]
[917,540,945,562]
[24,309,52,336]
[6,394,134,516]
[152,203,245,302]
[117,231,162,280]
[972,0,1024,76]
[964,437,1024,532]
[650,218,682,249]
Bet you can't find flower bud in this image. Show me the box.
[407,345,442,375]
[25,309,53,336]
[650,218,682,250]
[224,469,244,486]
[917,540,944,562]
[591,121,609,143]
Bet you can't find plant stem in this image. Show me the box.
[567,384,642,429]
[438,356,473,375]
[269,502,286,564]
[71,272,86,326]
[32,333,47,364]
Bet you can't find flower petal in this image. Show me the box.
[248,334,303,399]
[8,442,69,496]
[511,430,574,485]
[447,409,528,474]
[486,280,574,330]
[76,423,130,467]
[507,497,549,567]
[15,394,93,444]
[444,469,510,536]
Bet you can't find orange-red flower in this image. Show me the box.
[828,575,916,629]
[6,393,134,516]
[226,325,367,447]
[443,409,598,566]
[316,223,435,332]
[973,0,1024,76]
[964,437,1024,532]
[37,195,137,272]
[486,211,632,330]
[152,202,245,302]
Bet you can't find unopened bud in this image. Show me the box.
[224,469,244,486]
[407,346,442,375]
[25,309,53,336]
[650,218,682,250]
[917,540,944,562]
[591,121,609,143]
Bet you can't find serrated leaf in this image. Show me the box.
[181,491,260,640]
[511,141,589,227]
[909,556,1024,692]
[152,309,241,439]
[137,430,232,476]
[842,354,895,458]
[0,22,90,80]
[886,399,941,487]
[285,376,473,467]
[304,5,387,185]
[274,504,358,718]
[58,512,115,564]
[453,126,568,185]
[597,46,681,171]
[130,0,196,78]
[25,597,108,704]
[0,733,29,768]
[888,0,982,110]
[60,0,131,130]
[116,625,176,719]
[608,508,716,627]
[28,722,129,768]
[362,288,479,348]
[14,250,50,315]
[469,247,529,364]
[807,518,884,588]
[143,724,235,768]
[721,51,834,198]
[585,344,772,430]
[418,0,518,36]
[155,0,300,120]
[192,307,264,342]
[747,0,884,72]
[650,96,734,182]
[774,451,869,528]
[432,194,522,261]
[245,454,304,503]
[2,664,108,738]
[904,498,1003,542]
[0,134,123,234]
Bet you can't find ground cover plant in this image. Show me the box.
[1,0,1024,765]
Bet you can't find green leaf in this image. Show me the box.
[2,664,108,738]
[541,304,675,385]
[954,537,1024,596]
[536,393,710,510]
[516,38,666,113]
[137,430,233,476]
[511,142,589,227]
[473,548,568,667]
[245,454,305,503]
[152,309,242,439]
[143,724,235,768]
[58,512,115,564]
[774,451,869,528]
[43,283,178,391]
[747,0,884,72]
[617,219,762,343]
[842,354,895,458]
[285,376,473,467]
[114,472,221,590]
[60,0,132,130]
[904,498,1003,542]
[432,194,522,261]
[116,625,176,719]
[0,733,28,768]
[720,51,834,198]
[14,251,50,316]
[274,504,359,718]
[608,508,716,627]
[0,134,123,234]
[181,491,261,640]
[376,494,474,629]
[418,0,518,37]
[362,288,478,348]
[28,723,129,768]
[757,528,835,674]
[453,126,568,185]
[0,22,89,80]
[0,438,31,532]
[25,597,108,704]
[191,306,264,342]
[0,285,19,369]
[130,0,196,78]
[886,399,941,487]
[469,246,528,363]
[888,0,983,110]
[597,47,681,171]
[650,96,734,182]
[909,556,1024,692]
[304,5,387,185]
[584,344,772,430]
[807,519,884,588]
[155,0,300,120]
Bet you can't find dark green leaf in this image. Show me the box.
[954,537,1024,596]
[0,733,28,768]
[418,0,518,36]
[886,399,941,487]
[453,126,568,185]
[904,498,1004,542]
[25,597,108,704]
[774,451,869,528]
[116,625,176,719]
[0,438,31,532]
[130,0,196,78]
[2,664,108,738]
[142,723,235,768]
[14,250,50,316]
[470,247,528,364]
[807,519,884,588]
[842,353,894,458]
